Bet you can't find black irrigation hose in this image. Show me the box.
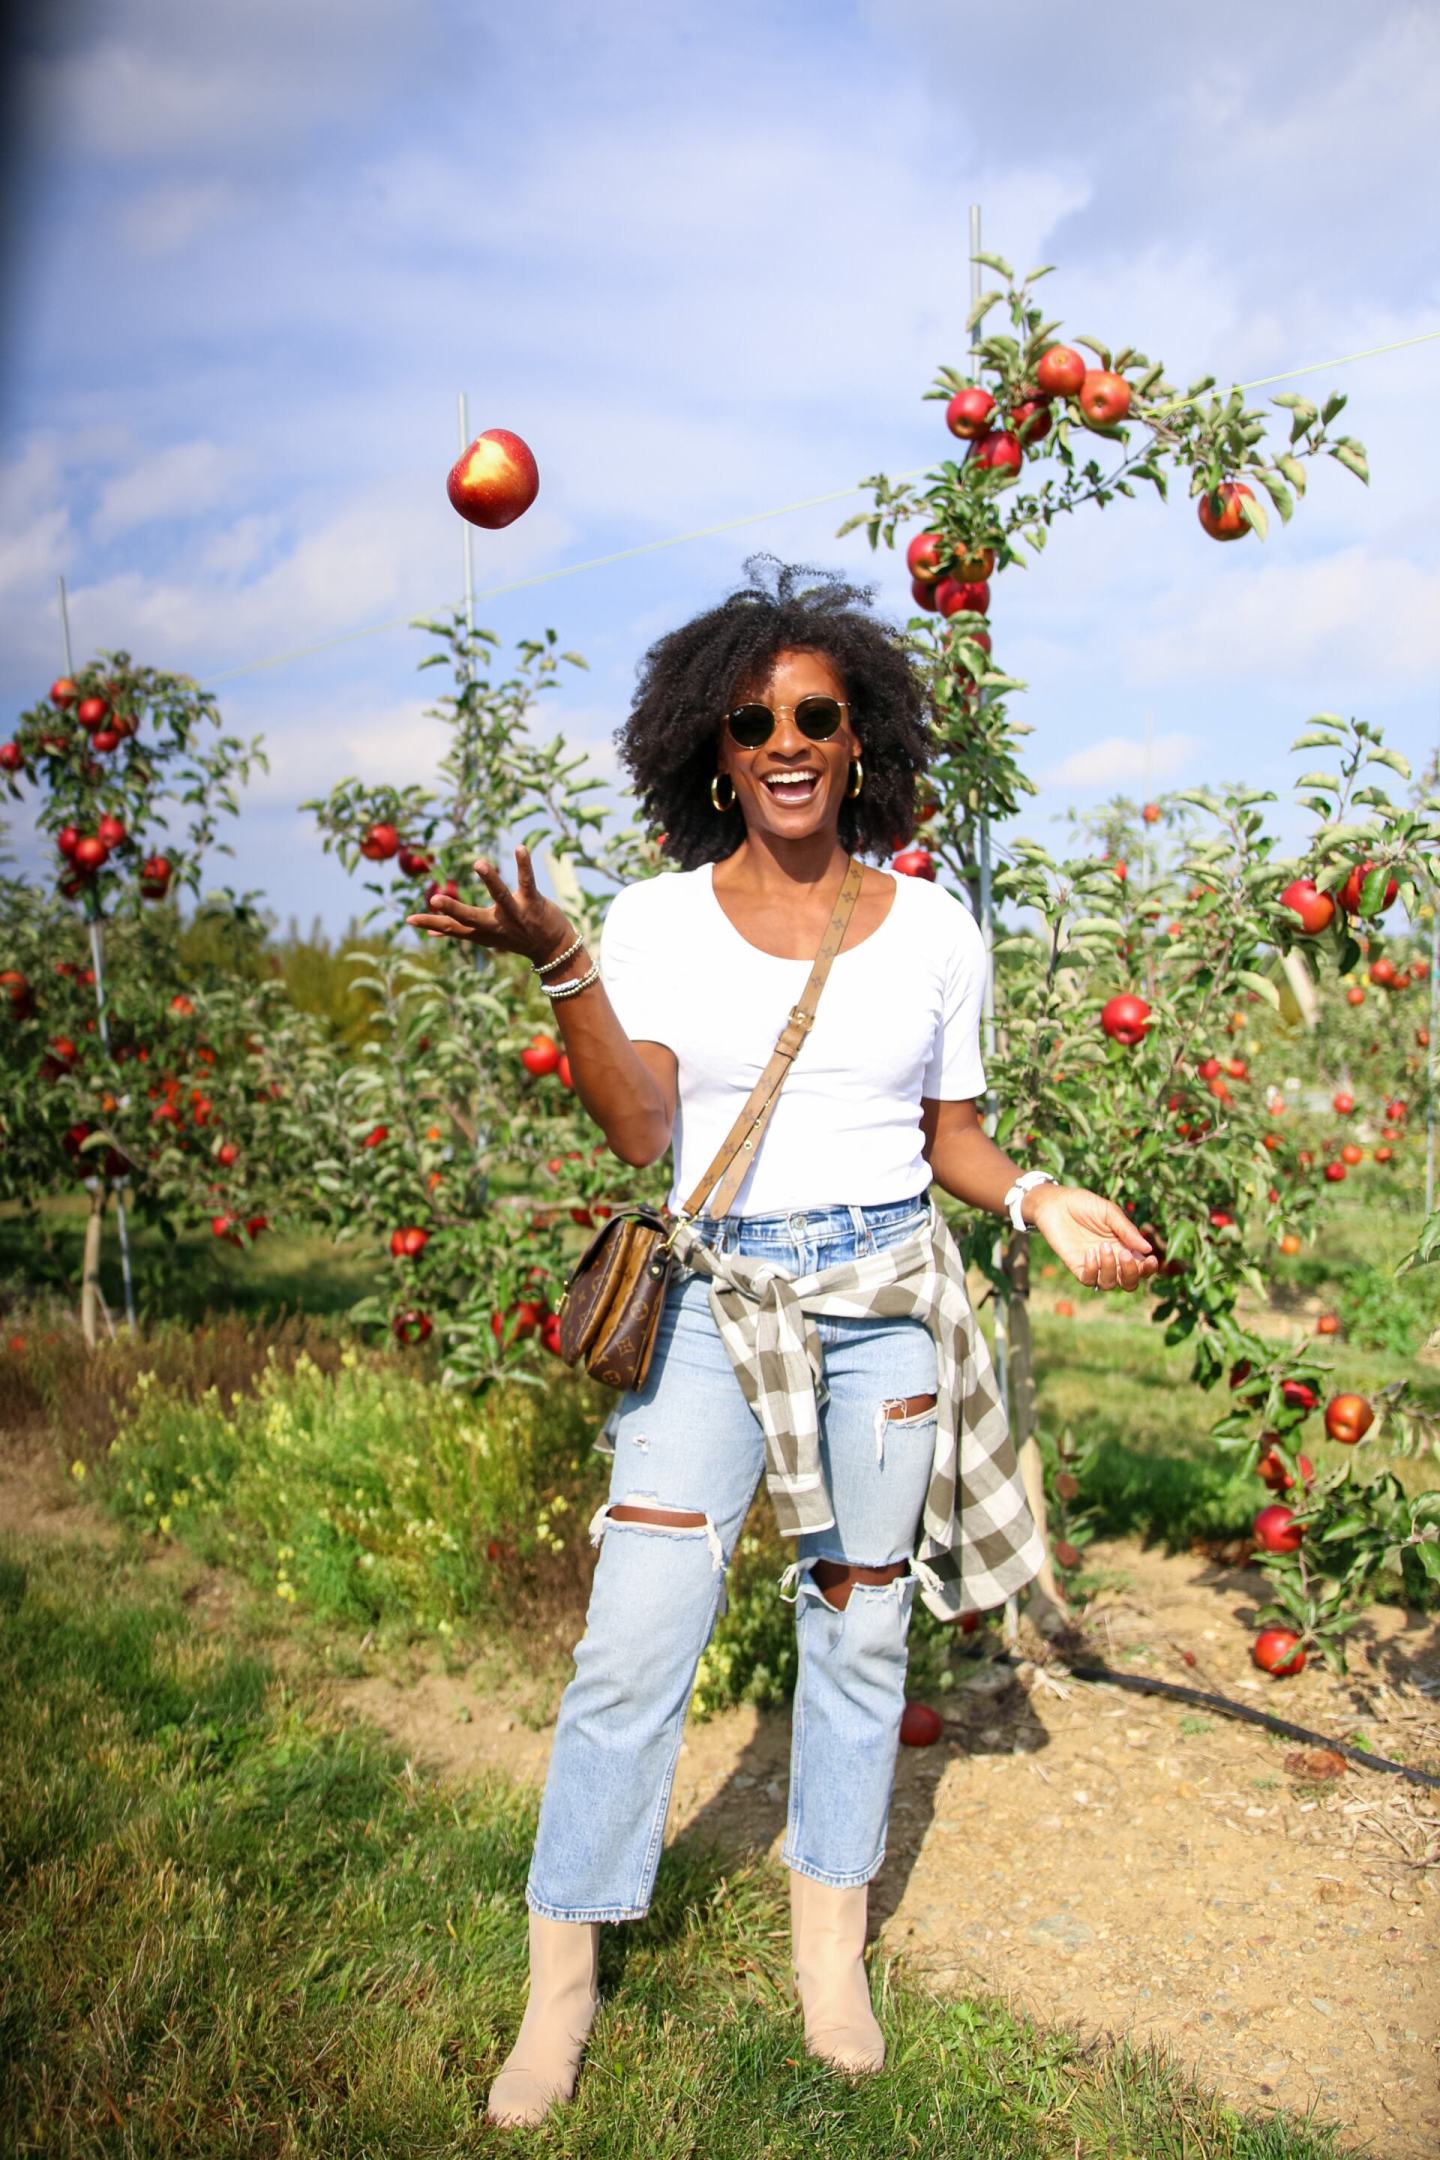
[991,1651,1440,1791]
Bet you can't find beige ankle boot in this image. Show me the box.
[485,1911,600,2128]
[789,1870,885,2073]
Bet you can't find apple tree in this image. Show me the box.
[294,613,664,1388]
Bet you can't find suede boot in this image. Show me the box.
[485,1911,600,2128]
[789,1869,886,2073]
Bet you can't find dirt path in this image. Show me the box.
[7,1451,1438,2157]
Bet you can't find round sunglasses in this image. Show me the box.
[724,694,848,749]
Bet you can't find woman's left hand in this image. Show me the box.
[1027,1185,1159,1291]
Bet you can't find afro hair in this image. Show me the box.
[613,553,938,869]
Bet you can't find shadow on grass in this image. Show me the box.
[0,1198,384,1328]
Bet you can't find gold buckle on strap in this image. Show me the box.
[787,1004,814,1033]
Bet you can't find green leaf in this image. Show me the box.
[1255,470,1294,523]
[1331,443,1370,485]
[1359,864,1392,914]
[1072,335,1112,369]
[1238,490,1269,542]
[1290,727,1344,750]
[966,290,1005,334]
[1021,264,1056,285]
[1320,391,1348,426]
[972,250,1015,279]
[1295,772,1341,792]
[1236,970,1281,1009]
[1367,745,1411,779]
[1276,453,1308,496]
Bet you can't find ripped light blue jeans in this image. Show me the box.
[527,1191,939,1922]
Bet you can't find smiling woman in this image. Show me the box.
[402,554,1156,2130]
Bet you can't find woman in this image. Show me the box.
[407,558,1157,2129]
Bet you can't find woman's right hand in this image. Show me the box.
[404,843,579,967]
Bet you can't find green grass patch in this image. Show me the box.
[0,1525,1362,2159]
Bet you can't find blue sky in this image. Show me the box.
[2,0,1437,937]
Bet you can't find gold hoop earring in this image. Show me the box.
[846,758,864,799]
[710,772,736,813]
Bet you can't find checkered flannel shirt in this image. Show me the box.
[596,1197,1047,1621]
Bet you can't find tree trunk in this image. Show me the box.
[1005,1229,1072,1636]
[80,1182,109,1351]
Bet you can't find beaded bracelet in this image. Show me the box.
[539,960,600,1001]
[533,930,586,977]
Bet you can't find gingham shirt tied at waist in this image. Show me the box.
[596,1199,1047,1623]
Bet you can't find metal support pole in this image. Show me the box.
[1426,877,1438,1220]
[966,204,1008,1409]
[59,576,137,1330]
[457,392,475,650]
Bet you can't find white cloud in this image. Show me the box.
[1037,731,1204,790]
[23,0,441,159]
[1126,549,1440,689]
[92,441,243,539]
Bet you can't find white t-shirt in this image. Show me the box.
[597,861,988,1216]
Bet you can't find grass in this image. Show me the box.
[0,1190,385,1326]
[0,1523,1365,2160]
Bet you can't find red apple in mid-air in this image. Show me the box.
[1332,1091,1354,1115]
[1337,859,1398,915]
[1035,345,1087,397]
[909,577,942,612]
[389,1225,430,1259]
[1325,1393,1373,1445]
[1099,993,1151,1046]
[1368,958,1395,987]
[1253,1627,1306,1676]
[96,814,128,850]
[73,835,109,873]
[899,1700,943,1747]
[1078,371,1131,427]
[1278,878,1334,934]
[397,847,432,878]
[1253,1504,1305,1554]
[968,429,1023,475]
[361,822,400,862]
[540,1311,564,1356]
[50,677,77,707]
[1197,482,1255,541]
[892,847,935,882]
[1141,801,1160,824]
[1007,396,1051,446]
[1280,1379,1318,1414]
[1339,1142,1363,1166]
[945,386,996,440]
[447,427,539,529]
[139,855,172,898]
[1323,1161,1346,1182]
[1346,985,1365,1006]
[76,697,108,730]
[0,742,23,772]
[905,531,948,583]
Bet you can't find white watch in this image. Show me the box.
[1002,1169,1058,1233]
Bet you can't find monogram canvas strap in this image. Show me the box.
[677,854,865,1224]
